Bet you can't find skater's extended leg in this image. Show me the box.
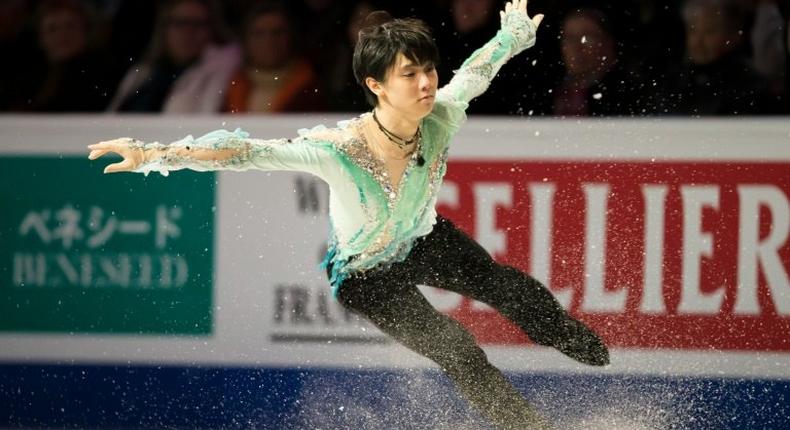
[336,273,552,430]
[409,216,609,366]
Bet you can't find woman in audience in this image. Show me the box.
[14,0,115,112]
[108,0,239,113]
[224,2,325,113]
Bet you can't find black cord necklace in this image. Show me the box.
[372,109,421,150]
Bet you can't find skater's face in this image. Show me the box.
[366,53,438,120]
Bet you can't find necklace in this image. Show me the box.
[372,109,421,151]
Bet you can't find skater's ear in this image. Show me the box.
[365,77,384,99]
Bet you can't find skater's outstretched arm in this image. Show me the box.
[88,128,333,178]
[439,0,544,106]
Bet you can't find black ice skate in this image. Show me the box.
[551,318,610,366]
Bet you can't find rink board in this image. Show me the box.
[1,115,789,429]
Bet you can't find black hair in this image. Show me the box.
[352,11,439,107]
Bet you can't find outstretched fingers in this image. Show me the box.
[87,138,138,173]
[504,0,526,14]
[103,158,136,174]
[88,146,115,160]
[88,141,117,160]
[501,0,544,28]
[88,149,104,160]
[88,137,133,150]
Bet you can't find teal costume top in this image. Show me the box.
[129,10,538,296]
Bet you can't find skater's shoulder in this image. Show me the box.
[296,115,365,147]
[297,115,370,154]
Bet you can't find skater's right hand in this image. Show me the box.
[87,138,145,174]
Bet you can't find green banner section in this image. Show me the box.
[0,157,214,334]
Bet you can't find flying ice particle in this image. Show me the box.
[592,93,603,100]
[581,35,587,43]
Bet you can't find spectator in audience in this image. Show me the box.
[297,0,349,69]
[786,0,790,96]
[103,0,158,79]
[9,0,116,112]
[625,0,686,89]
[108,0,239,113]
[323,0,377,111]
[749,0,787,99]
[552,8,643,116]
[224,2,325,113]
[0,0,38,110]
[657,0,773,114]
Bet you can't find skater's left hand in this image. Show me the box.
[499,0,544,54]
[500,0,544,28]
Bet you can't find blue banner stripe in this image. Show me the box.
[1,364,788,429]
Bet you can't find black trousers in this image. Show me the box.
[331,215,609,430]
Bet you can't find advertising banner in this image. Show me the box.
[437,160,790,352]
[1,157,214,334]
[1,116,788,429]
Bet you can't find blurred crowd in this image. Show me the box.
[1,0,788,116]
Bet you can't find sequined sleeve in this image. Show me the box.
[438,6,538,105]
[129,128,332,178]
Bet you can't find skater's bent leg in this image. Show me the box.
[475,265,610,366]
[337,276,552,430]
[413,216,609,366]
